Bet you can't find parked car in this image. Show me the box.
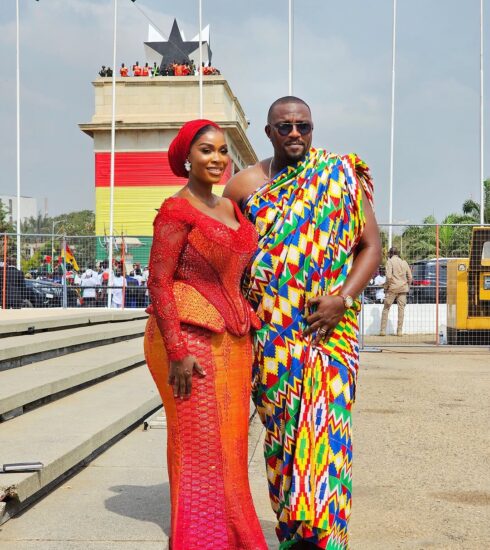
[22,278,79,308]
[409,259,448,304]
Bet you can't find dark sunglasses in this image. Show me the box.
[271,122,313,136]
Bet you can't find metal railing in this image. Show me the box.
[2,225,490,347]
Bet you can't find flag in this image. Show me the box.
[61,244,79,271]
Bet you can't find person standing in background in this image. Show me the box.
[380,247,412,336]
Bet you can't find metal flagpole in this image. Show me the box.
[288,0,293,95]
[388,0,397,248]
[198,0,203,117]
[107,0,118,308]
[480,0,485,225]
[16,0,21,269]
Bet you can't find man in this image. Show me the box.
[373,266,386,303]
[224,97,381,550]
[0,257,26,309]
[80,267,100,308]
[380,247,412,336]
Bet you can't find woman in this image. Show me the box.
[144,119,267,550]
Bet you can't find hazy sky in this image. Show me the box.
[1,0,488,225]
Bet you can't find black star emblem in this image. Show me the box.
[145,19,210,71]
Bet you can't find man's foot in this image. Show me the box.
[379,331,386,336]
[396,332,403,336]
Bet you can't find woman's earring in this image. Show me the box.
[184,159,191,172]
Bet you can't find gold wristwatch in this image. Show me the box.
[339,293,354,309]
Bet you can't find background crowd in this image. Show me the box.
[0,257,149,310]
[98,60,221,78]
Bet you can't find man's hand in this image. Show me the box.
[304,295,346,345]
[168,355,206,399]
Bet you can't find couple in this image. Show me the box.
[144,96,381,550]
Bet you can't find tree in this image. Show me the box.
[0,200,14,233]
[462,179,490,223]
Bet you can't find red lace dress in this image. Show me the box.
[143,197,267,550]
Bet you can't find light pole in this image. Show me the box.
[16,0,21,270]
[388,0,397,248]
[480,0,484,225]
[288,0,293,95]
[198,0,203,117]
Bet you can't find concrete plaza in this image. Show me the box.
[0,345,488,549]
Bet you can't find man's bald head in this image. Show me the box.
[267,96,311,123]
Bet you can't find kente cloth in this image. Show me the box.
[144,197,267,549]
[243,148,374,549]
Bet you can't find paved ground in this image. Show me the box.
[1,346,489,549]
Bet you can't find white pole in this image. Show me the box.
[480,0,485,225]
[388,0,397,248]
[288,0,293,95]
[198,0,203,117]
[16,0,21,269]
[107,0,118,308]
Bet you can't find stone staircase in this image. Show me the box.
[0,309,160,525]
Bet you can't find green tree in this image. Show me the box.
[0,200,14,233]
[462,179,490,223]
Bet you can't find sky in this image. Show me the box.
[0,0,489,226]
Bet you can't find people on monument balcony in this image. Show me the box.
[98,65,107,77]
[142,63,150,77]
[151,62,160,77]
[106,67,113,77]
[119,63,128,77]
[132,61,141,76]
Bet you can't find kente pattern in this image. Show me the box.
[243,148,374,549]
[145,197,267,549]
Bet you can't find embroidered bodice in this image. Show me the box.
[147,197,259,361]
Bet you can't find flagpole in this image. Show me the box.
[388,0,397,248]
[288,0,293,95]
[198,0,203,117]
[16,0,21,269]
[107,0,118,308]
[480,0,484,225]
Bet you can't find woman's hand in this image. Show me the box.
[168,355,206,399]
[304,295,346,345]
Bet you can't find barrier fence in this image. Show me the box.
[2,224,490,347]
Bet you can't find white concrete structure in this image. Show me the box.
[0,195,37,226]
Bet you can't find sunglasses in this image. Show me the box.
[271,122,313,136]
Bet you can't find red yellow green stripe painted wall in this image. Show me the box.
[95,151,230,236]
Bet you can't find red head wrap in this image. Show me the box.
[168,119,222,178]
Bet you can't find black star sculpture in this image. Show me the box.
[145,19,212,71]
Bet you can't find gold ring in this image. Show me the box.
[318,327,327,336]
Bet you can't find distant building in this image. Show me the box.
[79,75,257,266]
[0,195,38,226]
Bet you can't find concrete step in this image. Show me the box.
[0,308,147,337]
[0,338,145,421]
[0,318,147,371]
[0,365,160,524]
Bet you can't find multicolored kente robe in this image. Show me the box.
[243,148,374,549]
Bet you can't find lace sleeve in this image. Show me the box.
[147,206,190,361]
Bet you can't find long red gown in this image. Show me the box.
[144,197,267,550]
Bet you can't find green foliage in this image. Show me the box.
[0,200,14,233]
[21,210,95,236]
[399,180,490,262]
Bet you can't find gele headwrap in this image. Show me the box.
[168,119,222,178]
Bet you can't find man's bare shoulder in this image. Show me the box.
[223,160,268,203]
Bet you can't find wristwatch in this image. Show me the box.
[339,293,354,309]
